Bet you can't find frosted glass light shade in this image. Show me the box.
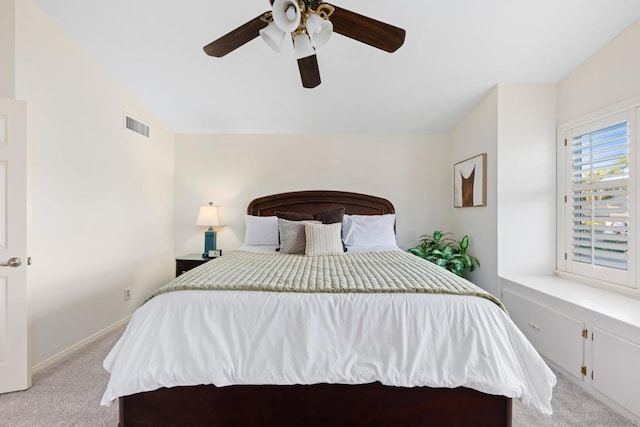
[196,203,223,228]
[293,33,314,59]
[260,21,286,52]
[306,14,333,49]
[272,0,301,33]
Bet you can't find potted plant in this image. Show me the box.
[408,231,479,277]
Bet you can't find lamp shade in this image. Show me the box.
[272,0,301,33]
[306,14,333,49]
[260,21,286,52]
[196,203,222,228]
[293,33,315,59]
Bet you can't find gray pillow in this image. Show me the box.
[278,218,320,254]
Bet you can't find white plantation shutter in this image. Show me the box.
[564,109,636,287]
[571,121,629,269]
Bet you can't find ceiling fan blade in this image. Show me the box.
[326,4,405,53]
[297,55,321,88]
[203,14,269,57]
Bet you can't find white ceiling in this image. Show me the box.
[32,0,640,134]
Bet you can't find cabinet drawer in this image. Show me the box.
[176,258,209,276]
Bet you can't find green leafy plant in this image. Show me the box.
[407,231,480,277]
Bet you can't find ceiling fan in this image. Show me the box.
[203,0,406,89]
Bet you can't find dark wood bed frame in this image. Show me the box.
[119,190,512,426]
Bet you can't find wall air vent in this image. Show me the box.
[124,114,150,138]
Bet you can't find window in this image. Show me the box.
[559,108,637,288]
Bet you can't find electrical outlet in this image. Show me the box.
[124,288,131,301]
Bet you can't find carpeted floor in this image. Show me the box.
[0,324,636,426]
[0,325,121,427]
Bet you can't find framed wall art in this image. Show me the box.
[454,153,487,208]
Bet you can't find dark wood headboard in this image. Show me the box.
[247,190,395,216]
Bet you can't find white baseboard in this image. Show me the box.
[32,315,131,375]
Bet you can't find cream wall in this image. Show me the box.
[450,84,557,296]
[175,133,451,256]
[0,0,15,98]
[451,88,499,295]
[558,18,640,123]
[15,1,175,365]
[497,84,557,276]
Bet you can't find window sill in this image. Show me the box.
[499,273,640,330]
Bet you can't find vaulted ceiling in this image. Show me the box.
[33,0,640,134]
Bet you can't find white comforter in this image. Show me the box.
[101,288,556,415]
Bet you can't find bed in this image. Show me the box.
[103,190,555,426]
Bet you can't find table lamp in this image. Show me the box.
[196,202,223,258]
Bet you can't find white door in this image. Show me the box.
[0,98,29,393]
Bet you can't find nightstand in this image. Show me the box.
[175,254,218,277]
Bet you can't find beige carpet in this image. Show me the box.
[0,323,636,426]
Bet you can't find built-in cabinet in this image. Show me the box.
[500,277,640,421]
[503,289,585,380]
[591,327,640,418]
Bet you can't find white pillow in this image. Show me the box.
[305,222,344,256]
[343,214,396,247]
[243,215,279,246]
[278,218,320,254]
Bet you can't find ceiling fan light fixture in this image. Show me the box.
[293,33,315,59]
[203,2,405,88]
[306,14,333,49]
[260,21,286,52]
[272,0,301,33]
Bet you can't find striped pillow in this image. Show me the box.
[304,222,344,256]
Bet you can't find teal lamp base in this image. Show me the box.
[203,228,217,258]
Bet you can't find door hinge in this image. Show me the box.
[564,253,568,260]
[581,366,587,376]
[582,329,588,339]
[564,138,568,147]
[564,195,567,203]
[591,370,594,380]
